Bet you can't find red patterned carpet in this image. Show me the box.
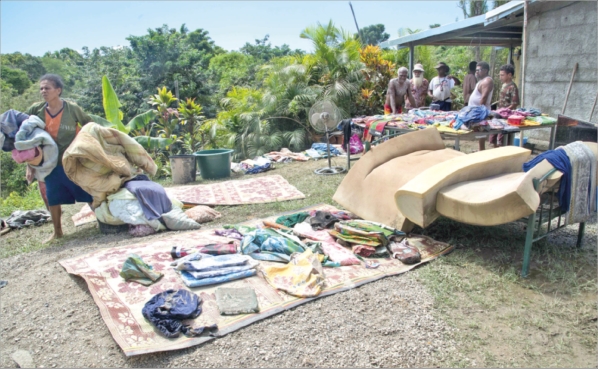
[72,175,306,227]
[60,204,453,356]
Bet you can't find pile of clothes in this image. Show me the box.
[1,110,59,182]
[351,106,550,138]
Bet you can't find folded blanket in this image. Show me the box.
[13,116,59,181]
[63,123,157,207]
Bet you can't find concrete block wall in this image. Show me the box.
[523,0,597,142]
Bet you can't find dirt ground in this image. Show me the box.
[1,139,596,368]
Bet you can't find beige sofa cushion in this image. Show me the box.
[395,146,532,228]
[333,127,464,231]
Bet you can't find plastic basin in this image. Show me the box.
[194,149,234,179]
[170,154,197,184]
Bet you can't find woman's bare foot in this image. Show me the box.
[43,232,63,244]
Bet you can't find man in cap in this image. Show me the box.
[428,62,461,111]
[385,66,416,114]
[405,63,429,110]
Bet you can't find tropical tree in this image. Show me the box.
[356,45,396,115]
[178,98,207,153]
[356,24,390,46]
[300,20,364,117]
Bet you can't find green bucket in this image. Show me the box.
[194,149,234,180]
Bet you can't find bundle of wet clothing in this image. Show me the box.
[142,289,218,338]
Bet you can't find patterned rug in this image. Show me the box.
[60,204,454,356]
[163,174,305,206]
[72,175,306,227]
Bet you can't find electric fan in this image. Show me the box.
[308,100,346,175]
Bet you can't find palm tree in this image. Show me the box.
[299,20,364,117]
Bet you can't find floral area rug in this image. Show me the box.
[163,174,305,206]
[72,174,306,227]
[59,204,453,356]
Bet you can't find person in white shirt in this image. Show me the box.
[428,62,461,111]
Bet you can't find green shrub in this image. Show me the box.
[0,181,45,217]
[1,151,28,197]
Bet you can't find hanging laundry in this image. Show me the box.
[215,287,260,315]
[123,175,172,221]
[119,254,163,285]
[142,289,218,338]
[275,212,309,227]
[523,148,572,212]
[261,249,326,297]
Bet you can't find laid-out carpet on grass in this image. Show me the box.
[60,204,454,356]
[72,174,306,227]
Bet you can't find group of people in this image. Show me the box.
[384,60,520,148]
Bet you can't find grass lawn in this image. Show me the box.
[1,150,596,367]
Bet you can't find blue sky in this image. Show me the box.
[1,1,464,56]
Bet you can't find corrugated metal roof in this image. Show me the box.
[379,1,525,49]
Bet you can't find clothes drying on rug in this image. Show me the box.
[142,289,218,338]
[120,254,163,285]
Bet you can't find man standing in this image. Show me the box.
[468,61,494,150]
[405,63,429,110]
[462,61,477,105]
[488,64,520,147]
[385,67,416,114]
[428,62,461,111]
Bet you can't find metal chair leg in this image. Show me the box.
[576,222,585,248]
[521,212,537,278]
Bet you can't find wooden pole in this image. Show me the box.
[561,63,578,115]
[520,1,528,107]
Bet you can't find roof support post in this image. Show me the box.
[409,44,414,78]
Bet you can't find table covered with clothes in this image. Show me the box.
[352,106,557,151]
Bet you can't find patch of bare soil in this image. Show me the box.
[1,203,463,368]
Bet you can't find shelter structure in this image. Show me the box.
[380,1,597,124]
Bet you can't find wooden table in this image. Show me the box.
[356,123,557,151]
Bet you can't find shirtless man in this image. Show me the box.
[467,61,494,150]
[385,67,416,114]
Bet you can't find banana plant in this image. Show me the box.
[89,75,172,151]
